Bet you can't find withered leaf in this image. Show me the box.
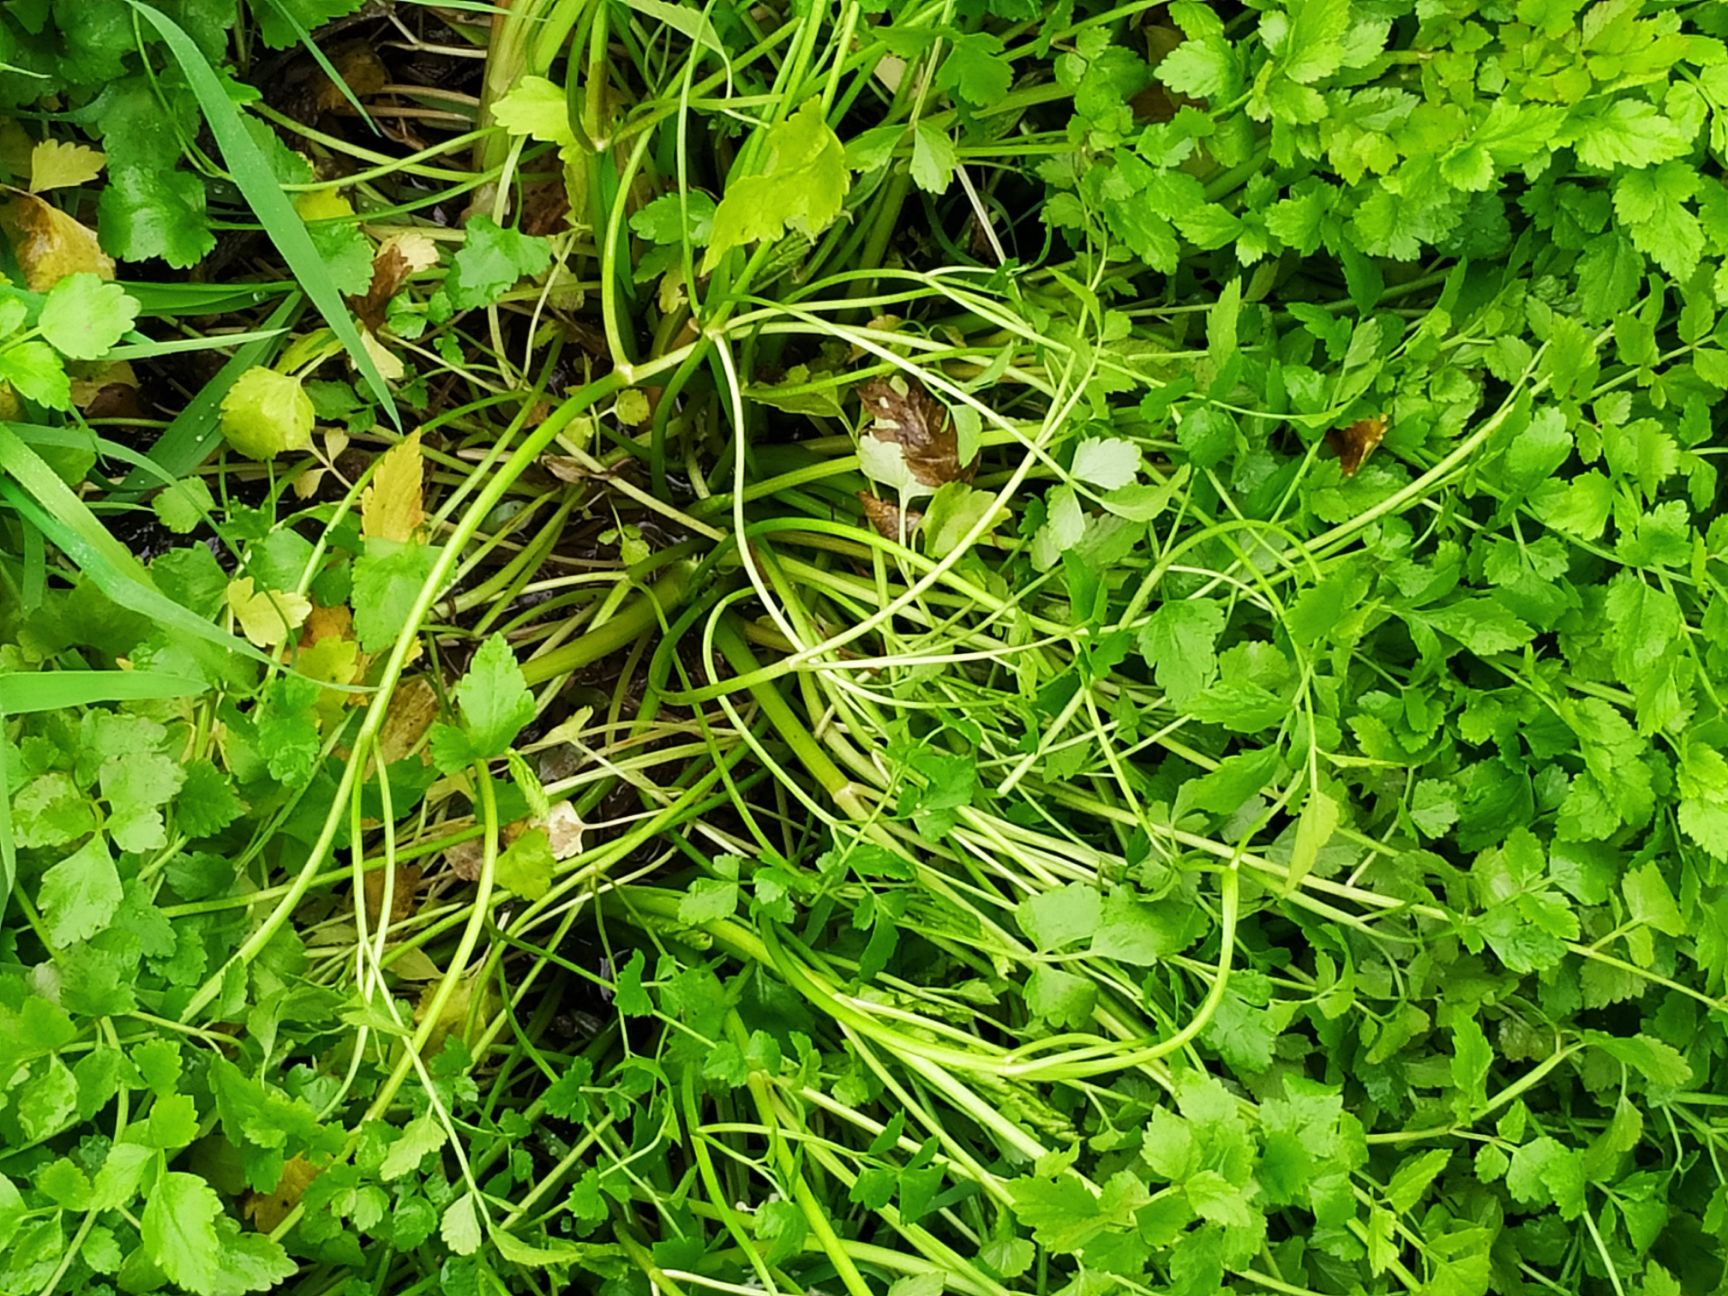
[377,677,439,765]
[542,456,589,484]
[858,490,923,539]
[351,235,437,332]
[445,838,484,882]
[244,1155,320,1233]
[857,375,976,491]
[0,191,114,290]
[362,863,422,924]
[544,801,586,860]
[1326,415,1387,477]
[302,603,353,646]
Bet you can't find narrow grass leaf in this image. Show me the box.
[127,5,398,422]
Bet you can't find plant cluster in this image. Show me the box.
[3,2,1728,1296]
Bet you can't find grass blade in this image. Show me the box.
[0,669,209,712]
[128,2,399,424]
[0,429,275,667]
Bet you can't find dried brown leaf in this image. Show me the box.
[299,39,389,116]
[445,839,484,882]
[0,192,114,290]
[1326,415,1387,477]
[857,375,975,489]
[352,247,405,333]
[857,491,923,539]
[541,455,589,484]
[377,677,438,765]
[362,863,422,925]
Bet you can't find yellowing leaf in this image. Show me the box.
[361,430,425,542]
[614,389,651,426]
[30,140,105,193]
[243,1156,319,1233]
[220,367,315,460]
[295,188,355,223]
[300,635,361,725]
[0,194,114,290]
[227,577,312,648]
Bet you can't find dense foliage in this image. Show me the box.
[3,1,1728,1295]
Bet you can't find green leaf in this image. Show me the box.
[380,1110,448,1181]
[922,482,1005,558]
[100,163,216,268]
[1581,1031,1691,1087]
[427,634,536,773]
[1016,882,1102,950]
[704,99,850,270]
[142,1169,295,1295]
[1622,862,1684,936]
[1504,1137,1585,1220]
[1091,888,1196,964]
[1385,1148,1451,1214]
[1613,162,1703,278]
[1286,788,1340,895]
[1024,966,1096,1027]
[441,1191,483,1256]
[1178,746,1278,817]
[1156,38,1235,98]
[1137,601,1226,706]
[0,340,71,409]
[938,32,1012,107]
[1261,0,1349,83]
[247,0,368,47]
[40,273,139,360]
[448,216,553,310]
[679,876,739,925]
[351,540,440,651]
[496,826,553,900]
[151,476,215,534]
[1422,599,1535,655]
[630,192,717,246]
[491,75,579,150]
[910,121,958,193]
[38,835,123,947]
[1573,101,1692,170]
[1071,437,1141,490]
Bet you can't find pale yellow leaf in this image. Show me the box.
[384,232,440,273]
[29,139,105,193]
[359,329,405,382]
[227,577,312,648]
[361,430,424,542]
